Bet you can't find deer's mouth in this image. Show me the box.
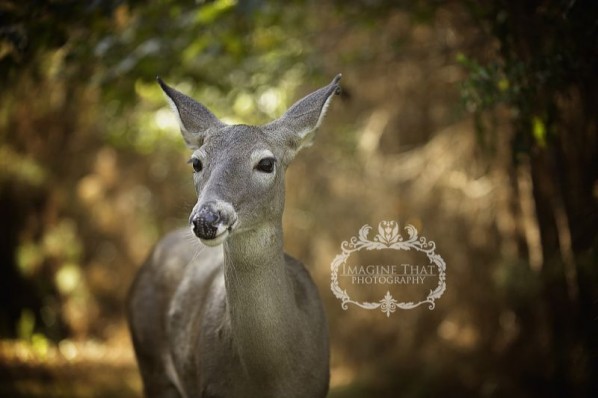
[199,221,235,247]
[200,230,229,247]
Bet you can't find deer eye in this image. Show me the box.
[256,157,276,173]
[187,157,203,172]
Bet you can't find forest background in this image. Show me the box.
[0,0,596,397]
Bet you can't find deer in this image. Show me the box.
[127,74,342,398]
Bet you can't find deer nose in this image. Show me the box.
[189,200,237,246]
[190,201,233,242]
[191,204,220,239]
[202,209,220,225]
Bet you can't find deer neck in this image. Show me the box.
[222,221,300,378]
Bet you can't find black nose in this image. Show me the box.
[191,203,222,239]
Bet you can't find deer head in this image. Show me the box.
[158,75,341,246]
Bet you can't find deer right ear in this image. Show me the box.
[157,77,225,149]
[262,74,341,163]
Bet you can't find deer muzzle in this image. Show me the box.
[190,201,236,247]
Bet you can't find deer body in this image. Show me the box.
[127,75,341,398]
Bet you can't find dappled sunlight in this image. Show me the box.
[437,315,480,350]
[0,327,140,397]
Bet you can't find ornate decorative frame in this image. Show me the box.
[330,220,446,317]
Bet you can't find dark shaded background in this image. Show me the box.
[0,0,596,397]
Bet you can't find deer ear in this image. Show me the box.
[264,74,341,161]
[157,77,225,149]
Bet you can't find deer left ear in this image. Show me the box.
[157,77,225,149]
[263,74,341,161]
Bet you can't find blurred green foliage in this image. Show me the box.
[461,0,598,152]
